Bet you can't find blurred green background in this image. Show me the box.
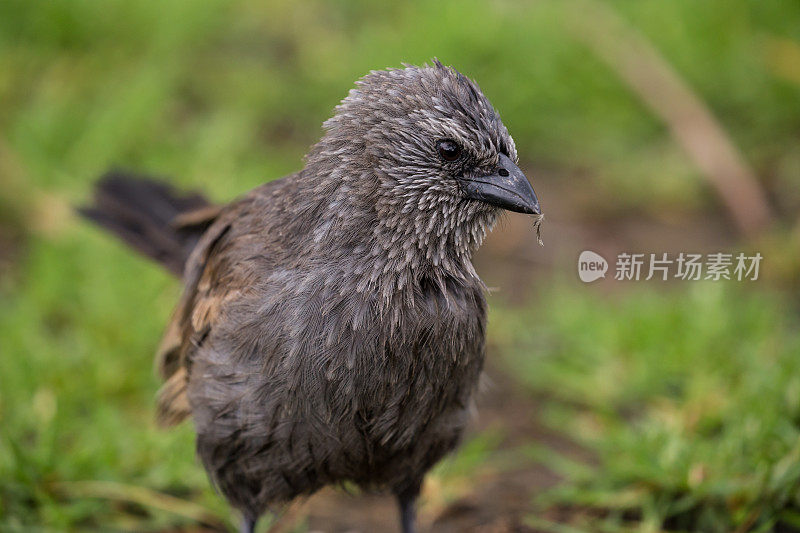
[1,1,800,531]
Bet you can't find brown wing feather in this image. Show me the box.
[155,210,234,427]
[156,367,191,427]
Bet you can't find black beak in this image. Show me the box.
[459,153,541,215]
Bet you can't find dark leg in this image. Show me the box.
[241,515,257,533]
[396,491,418,533]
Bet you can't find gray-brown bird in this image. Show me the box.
[81,61,541,533]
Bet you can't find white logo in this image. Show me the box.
[578,250,608,283]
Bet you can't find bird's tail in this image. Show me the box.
[79,171,220,276]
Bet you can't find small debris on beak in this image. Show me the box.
[532,214,544,246]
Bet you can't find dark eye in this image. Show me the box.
[437,140,461,162]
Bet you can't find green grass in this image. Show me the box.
[492,283,800,532]
[0,232,233,530]
[1,0,800,530]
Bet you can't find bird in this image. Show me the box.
[81,60,541,533]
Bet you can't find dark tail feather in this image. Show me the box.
[79,171,219,276]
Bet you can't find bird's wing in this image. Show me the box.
[153,176,306,427]
[155,206,239,427]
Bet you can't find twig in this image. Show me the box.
[564,0,774,238]
[52,480,229,530]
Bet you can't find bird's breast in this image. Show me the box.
[337,276,488,462]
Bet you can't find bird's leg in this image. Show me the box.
[241,515,257,533]
[396,491,418,533]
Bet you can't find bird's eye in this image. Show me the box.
[437,140,461,162]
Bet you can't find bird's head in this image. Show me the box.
[307,61,541,271]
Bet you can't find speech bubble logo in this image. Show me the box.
[578,250,608,282]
